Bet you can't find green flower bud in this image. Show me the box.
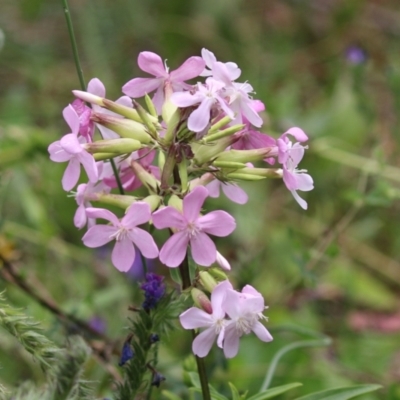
[142,194,162,212]
[130,160,160,194]
[198,271,217,293]
[85,138,142,155]
[191,288,212,314]
[215,147,273,163]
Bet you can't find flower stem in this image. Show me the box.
[60,0,124,195]
[179,255,211,400]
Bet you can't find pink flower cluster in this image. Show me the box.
[48,49,313,358]
[180,280,272,358]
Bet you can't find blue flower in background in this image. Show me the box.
[141,273,166,310]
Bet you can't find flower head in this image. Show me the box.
[152,186,236,267]
[141,273,166,310]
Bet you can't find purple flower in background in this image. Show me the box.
[88,316,107,334]
[119,339,134,366]
[345,46,367,65]
[141,273,166,310]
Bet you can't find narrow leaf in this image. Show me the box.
[248,383,303,400]
[294,384,382,400]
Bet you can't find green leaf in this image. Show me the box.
[190,387,229,400]
[169,267,182,285]
[228,382,242,400]
[162,390,183,400]
[188,372,229,400]
[248,383,303,400]
[294,384,382,400]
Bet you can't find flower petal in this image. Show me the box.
[170,91,202,107]
[48,141,71,162]
[137,51,167,77]
[179,307,213,329]
[159,231,189,268]
[60,133,82,155]
[85,207,119,225]
[221,184,248,204]
[295,173,314,191]
[215,251,231,271]
[205,180,221,198]
[152,206,186,230]
[252,321,273,342]
[122,77,163,98]
[62,159,81,191]
[223,323,240,358]
[170,56,205,82]
[74,204,87,229]
[123,202,151,227]
[211,280,233,319]
[190,232,216,267]
[197,211,236,237]
[192,327,217,358]
[87,78,106,97]
[112,238,135,272]
[128,228,159,259]
[187,97,214,132]
[285,127,308,142]
[183,186,208,222]
[291,190,308,210]
[78,151,98,183]
[82,224,117,247]
[62,104,80,134]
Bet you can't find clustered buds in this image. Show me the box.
[49,49,313,358]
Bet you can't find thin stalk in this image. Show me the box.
[179,254,211,400]
[61,0,124,195]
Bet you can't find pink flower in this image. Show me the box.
[180,280,233,357]
[48,105,98,191]
[171,78,234,133]
[122,51,205,113]
[206,180,248,205]
[277,127,308,165]
[82,202,159,272]
[200,48,241,80]
[73,179,110,229]
[223,285,273,358]
[152,186,236,268]
[86,78,133,140]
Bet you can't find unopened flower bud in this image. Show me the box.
[142,194,162,212]
[84,138,142,155]
[145,94,158,118]
[198,271,217,293]
[216,147,273,163]
[132,99,159,139]
[91,113,152,144]
[208,115,233,134]
[191,288,212,314]
[162,81,178,127]
[130,160,159,194]
[203,124,245,144]
[208,267,229,281]
[95,193,137,209]
[167,195,183,212]
[192,136,235,166]
[227,167,282,181]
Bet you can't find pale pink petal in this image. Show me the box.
[242,285,260,297]
[62,159,81,191]
[85,207,119,225]
[152,207,186,230]
[115,96,133,108]
[183,186,208,222]
[96,123,120,140]
[128,228,159,259]
[282,168,298,191]
[221,184,248,204]
[87,78,106,97]
[197,211,236,237]
[82,225,117,247]
[78,151,98,183]
[170,91,202,107]
[222,290,241,319]
[179,308,213,329]
[225,62,241,80]
[48,141,71,162]
[122,77,163,98]
[122,202,151,227]
[192,327,217,358]
[137,51,167,77]
[112,238,135,272]
[223,324,240,358]
[289,143,305,166]
[170,56,205,82]
[190,232,216,266]
[211,280,233,319]
[296,173,314,191]
[74,204,87,229]
[187,97,214,132]
[201,48,216,69]
[159,231,189,268]
[151,85,165,113]
[252,100,265,113]
[215,94,235,119]
[291,190,308,210]
[212,62,234,86]
[252,322,273,342]
[285,127,308,142]
[62,105,80,134]
[239,97,263,127]
[215,251,231,271]
[205,180,221,198]
[60,133,82,155]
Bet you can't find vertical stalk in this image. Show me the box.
[179,255,211,400]
[60,0,124,195]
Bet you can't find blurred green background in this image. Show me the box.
[1,0,400,398]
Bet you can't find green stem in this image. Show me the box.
[178,254,211,400]
[259,325,332,392]
[60,0,124,195]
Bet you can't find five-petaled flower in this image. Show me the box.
[152,186,236,268]
[82,202,159,272]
